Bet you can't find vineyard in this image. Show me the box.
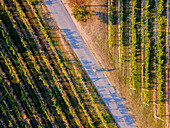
[0,0,118,127]
[109,0,169,127]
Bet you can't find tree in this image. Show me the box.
[72,5,91,22]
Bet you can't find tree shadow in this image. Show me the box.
[84,4,107,7]
[45,0,53,5]
[97,68,116,72]
[91,77,105,82]
[94,11,108,24]
[45,0,57,5]
[120,97,127,102]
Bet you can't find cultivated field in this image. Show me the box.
[0,0,118,127]
[109,0,169,127]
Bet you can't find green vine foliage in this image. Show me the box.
[120,0,124,63]
[131,0,137,89]
[143,0,150,105]
[156,0,165,117]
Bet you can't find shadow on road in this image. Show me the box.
[45,0,54,5]
[62,29,83,49]
[103,92,136,126]
[91,77,104,82]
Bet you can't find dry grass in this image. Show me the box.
[69,0,85,5]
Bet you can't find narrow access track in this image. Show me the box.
[44,0,136,127]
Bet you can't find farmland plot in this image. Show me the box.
[0,0,118,127]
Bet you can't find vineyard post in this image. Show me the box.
[108,0,110,46]
[118,0,120,65]
[129,0,132,89]
[166,0,170,127]
[141,0,145,102]
[153,0,158,118]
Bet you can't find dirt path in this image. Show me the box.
[44,0,136,127]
